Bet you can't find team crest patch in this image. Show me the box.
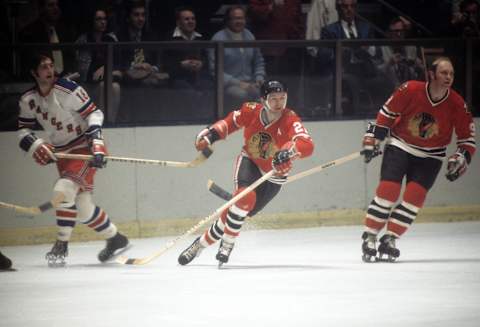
[407,112,439,139]
[245,102,257,110]
[247,132,278,159]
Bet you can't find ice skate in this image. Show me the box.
[361,232,377,262]
[0,251,13,270]
[376,234,400,262]
[98,232,129,262]
[46,240,68,267]
[216,240,234,267]
[178,237,205,265]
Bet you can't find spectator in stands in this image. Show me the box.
[378,17,425,88]
[75,7,121,123]
[306,0,338,57]
[208,5,266,109]
[248,0,304,75]
[162,6,211,91]
[116,0,165,87]
[318,0,390,115]
[19,0,75,77]
[451,0,480,37]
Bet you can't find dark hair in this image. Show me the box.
[223,5,245,26]
[174,6,195,21]
[89,6,109,32]
[28,52,53,72]
[125,0,146,16]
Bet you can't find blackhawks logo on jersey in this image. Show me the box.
[247,131,278,159]
[408,112,439,139]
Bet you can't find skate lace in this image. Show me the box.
[219,241,234,256]
[184,240,202,260]
[50,241,67,256]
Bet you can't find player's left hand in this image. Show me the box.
[86,126,107,168]
[446,151,467,181]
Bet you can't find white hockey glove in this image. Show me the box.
[446,150,469,182]
[362,122,388,163]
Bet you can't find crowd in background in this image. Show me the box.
[0,0,479,127]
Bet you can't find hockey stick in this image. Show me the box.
[0,192,65,217]
[55,146,213,168]
[208,151,364,200]
[116,169,276,265]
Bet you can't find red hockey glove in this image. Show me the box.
[32,142,56,166]
[446,151,468,182]
[86,126,107,168]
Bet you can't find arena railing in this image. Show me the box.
[0,38,477,131]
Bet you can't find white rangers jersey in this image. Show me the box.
[18,78,103,151]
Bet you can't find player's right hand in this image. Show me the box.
[272,149,293,175]
[195,128,214,151]
[33,143,56,166]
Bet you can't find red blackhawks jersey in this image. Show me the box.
[377,81,476,160]
[17,78,101,152]
[218,102,314,173]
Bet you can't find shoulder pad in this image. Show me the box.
[55,78,78,92]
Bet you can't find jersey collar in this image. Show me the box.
[425,82,449,107]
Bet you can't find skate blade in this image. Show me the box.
[102,244,133,263]
[375,255,397,263]
[362,254,376,263]
[48,261,67,268]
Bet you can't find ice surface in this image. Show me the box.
[1,222,480,327]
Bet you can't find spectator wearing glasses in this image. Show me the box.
[451,0,480,37]
[378,17,425,88]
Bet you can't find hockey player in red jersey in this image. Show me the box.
[178,80,314,266]
[18,53,129,266]
[361,57,476,262]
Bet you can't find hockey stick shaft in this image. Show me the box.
[116,169,276,265]
[208,151,363,200]
[0,192,65,217]
[55,147,213,168]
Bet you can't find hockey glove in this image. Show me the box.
[362,122,387,163]
[446,150,468,182]
[272,144,295,176]
[86,126,107,168]
[195,127,220,151]
[32,142,56,166]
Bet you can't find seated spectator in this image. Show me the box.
[248,0,303,74]
[209,5,266,109]
[306,0,338,57]
[115,0,165,87]
[451,0,480,37]
[19,0,75,77]
[162,6,211,91]
[75,7,121,123]
[378,17,425,88]
[317,0,388,115]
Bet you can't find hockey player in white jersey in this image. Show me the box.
[18,53,129,266]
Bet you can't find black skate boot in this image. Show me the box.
[216,240,234,267]
[98,232,129,262]
[178,237,205,265]
[46,240,68,267]
[377,234,400,262]
[0,251,12,270]
[361,232,377,263]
